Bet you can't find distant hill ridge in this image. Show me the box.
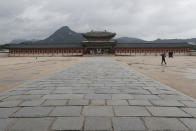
[10,26,196,45]
[36,26,85,44]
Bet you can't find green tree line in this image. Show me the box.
[0,44,9,50]
[191,45,196,50]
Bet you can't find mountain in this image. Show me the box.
[36,26,85,44]
[9,26,196,45]
[116,37,147,43]
[152,38,196,44]
[10,39,38,44]
[116,37,196,44]
[10,39,27,44]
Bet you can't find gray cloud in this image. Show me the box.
[0,0,196,44]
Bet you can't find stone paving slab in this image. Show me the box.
[90,100,105,106]
[84,117,112,131]
[42,99,68,106]
[0,57,196,130]
[114,106,151,116]
[180,100,196,107]
[147,107,191,117]
[0,100,22,107]
[11,107,52,118]
[9,118,53,131]
[107,100,129,105]
[128,99,152,106]
[0,108,19,118]
[19,100,45,107]
[112,117,146,131]
[150,100,185,107]
[0,119,16,131]
[83,106,113,116]
[182,108,196,117]
[144,117,188,130]
[52,117,84,130]
[180,118,196,130]
[50,106,81,117]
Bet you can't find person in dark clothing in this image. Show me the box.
[169,52,173,58]
[161,53,167,65]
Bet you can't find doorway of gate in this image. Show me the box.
[84,48,115,55]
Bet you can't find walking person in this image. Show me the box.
[161,53,167,65]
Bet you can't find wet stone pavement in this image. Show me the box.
[0,57,196,131]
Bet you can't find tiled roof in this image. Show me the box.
[116,43,191,48]
[7,44,82,49]
[7,43,191,49]
[82,31,116,38]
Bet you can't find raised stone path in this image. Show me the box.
[0,57,196,131]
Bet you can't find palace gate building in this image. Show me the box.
[8,31,191,56]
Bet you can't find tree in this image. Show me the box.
[0,44,9,50]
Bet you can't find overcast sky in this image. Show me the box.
[0,0,196,44]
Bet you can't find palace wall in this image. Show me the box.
[0,52,9,57]
[9,48,83,57]
[115,48,189,56]
[8,47,190,56]
[188,51,196,56]
[9,53,83,57]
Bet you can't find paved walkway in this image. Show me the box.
[0,57,196,131]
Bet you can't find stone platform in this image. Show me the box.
[0,57,196,131]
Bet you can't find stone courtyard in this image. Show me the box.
[0,57,196,130]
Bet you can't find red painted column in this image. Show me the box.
[48,49,50,54]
